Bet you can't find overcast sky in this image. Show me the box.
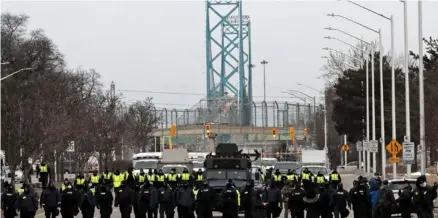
[2,0,438,110]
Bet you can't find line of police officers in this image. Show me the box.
[3,165,438,218]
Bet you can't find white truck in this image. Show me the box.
[300,150,330,180]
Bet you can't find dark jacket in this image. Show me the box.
[40,187,61,208]
[80,189,96,208]
[17,192,39,212]
[176,187,195,207]
[159,186,175,205]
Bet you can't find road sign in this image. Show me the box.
[386,139,403,156]
[341,144,350,152]
[363,141,370,151]
[388,156,400,163]
[356,142,363,151]
[402,141,415,164]
[66,141,75,152]
[369,140,379,153]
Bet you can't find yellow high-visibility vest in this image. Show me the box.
[113,175,121,188]
[301,173,310,180]
[273,175,282,181]
[76,178,85,185]
[138,175,145,183]
[147,175,155,181]
[91,175,100,184]
[17,188,24,194]
[103,173,112,180]
[330,174,339,181]
[157,175,165,182]
[181,173,190,181]
[168,174,177,181]
[61,184,66,191]
[40,165,48,173]
[236,189,241,206]
[193,189,198,200]
[196,175,203,181]
[317,176,325,184]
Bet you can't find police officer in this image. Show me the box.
[272,169,283,188]
[195,179,215,218]
[60,184,79,218]
[159,182,175,218]
[102,168,113,188]
[96,184,113,218]
[288,182,305,218]
[1,182,18,218]
[194,169,204,188]
[137,182,153,218]
[124,167,136,189]
[80,183,95,218]
[16,185,39,218]
[16,182,27,195]
[412,175,438,218]
[330,183,351,218]
[115,181,133,218]
[221,180,240,218]
[315,171,326,185]
[60,178,71,192]
[176,182,195,218]
[286,169,299,183]
[397,180,413,218]
[90,170,100,187]
[263,182,282,218]
[300,168,312,190]
[252,184,266,218]
[167,168,178,190]
[147,169,156,185]
[318,183,333,218]
[132,183,142,218]
[113,170,123,193]
[350,179,370,218]
[329,170,341,190]
[137,169,146,186]
[179,168,191,185]
[38,161,50,189]
[241,181,255,218]
[155,169,166,188]
[74,173,86,191]
[40,181,61,218]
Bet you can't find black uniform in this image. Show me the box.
[96,185,113,218]
[16,188,39,218]
[159,184,175,218]
[303,187,320,218]
[397,182,413,218]
[80,185,95,218]
[221,182,239,218]
[176,183,195,218]
[318,184,333,218]
[263,184,282,218]
[137,182,159,218]
[412,176,438,218]
[196,180,215,218]
[350,181,370,218]
[288,183,305,218]
[60,185,79,218]
[38,163,50,189]
[252,187,266,218]
[40,181,61,218]
[116,183,134,218]
[1,184,18,218]
[241,182,254,218]
[331,183,351,218]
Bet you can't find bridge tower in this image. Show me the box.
[205,0,253,125]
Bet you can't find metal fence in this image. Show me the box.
[154,100,316,129]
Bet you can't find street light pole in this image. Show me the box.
[418,0,426,175]
[1,68,33,81]
[378,29,387,178]
[261,60,268,103]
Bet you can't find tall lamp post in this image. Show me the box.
[260,60,268,103]
[327,13,384,177]
[418,0,426,175]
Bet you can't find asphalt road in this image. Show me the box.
[27,174,359,218]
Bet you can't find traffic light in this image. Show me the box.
[170,124,176,137]
[205,123,211,136]
[289,127,295,140]
[304,128,308,137]
[272,128,277,138]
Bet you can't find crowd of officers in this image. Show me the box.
[2,164,438,218]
